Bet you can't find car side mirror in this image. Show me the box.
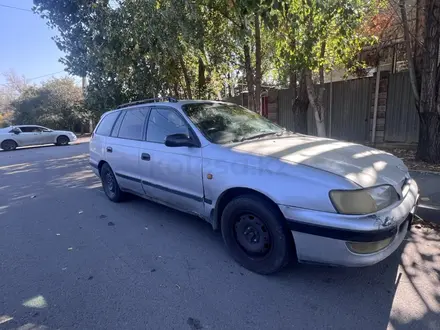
[11,129,20,135]
[42,129,52,132]
[165,133,198,147]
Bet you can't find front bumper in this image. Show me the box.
[279,179,419,267]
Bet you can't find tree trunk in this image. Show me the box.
[173,82,179,99]
[197,57,206,99]
[291,72,309,134]
[254,12,262,114]
[417,112,440,162]
[400,0,420,103]
[305,70,326,137]
[415,0,440,162]
[179,55,192,99]
[243,42,255,111]
[420,0,440,114]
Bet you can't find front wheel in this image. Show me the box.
[56,135,70,146]
[100,163,124,202]
[221,194,293,274]
[1,140,18,151]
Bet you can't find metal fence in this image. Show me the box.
[303,78,371,142]
[385,72,419,143]
[225,72,419,144]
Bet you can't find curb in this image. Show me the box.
[416,203,440,225]
[410,169,440,175]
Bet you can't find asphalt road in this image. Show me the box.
[1,142,440,330]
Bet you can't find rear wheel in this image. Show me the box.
[221,194,293,274]
[1,140,17,151]
[100,163,124,202]
[56,135,69,146]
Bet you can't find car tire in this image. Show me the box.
[1,139,18,151]
[100,163,124,202]
[56,135,69,146]
[221,194,293,275]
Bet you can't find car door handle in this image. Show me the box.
[106,147,113,153]
[141,153,150,161]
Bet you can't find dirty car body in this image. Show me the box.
[90,100,419,273]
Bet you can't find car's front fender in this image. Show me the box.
[202,153,357,217]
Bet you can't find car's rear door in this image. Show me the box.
[105,107,149,195]
[139,106,204,215]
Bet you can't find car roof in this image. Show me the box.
[107,100,232,114]
[15,125,44,127]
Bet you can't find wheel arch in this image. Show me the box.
[1,139,18,149]
[212,187,285,231]
[57,134,69,142]
[97,160,108,175]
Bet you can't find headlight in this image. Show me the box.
[330,185,399,215]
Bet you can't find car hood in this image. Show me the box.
[228,134,408,188]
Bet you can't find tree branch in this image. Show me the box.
[399,0,420,103]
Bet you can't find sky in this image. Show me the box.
[0,0,78,85]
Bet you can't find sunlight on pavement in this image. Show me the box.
[22,295,48,308]
[388,228,440,328]
[16,323,49,330]
[0,205,9,215]
[0,162,33,171]
[0,315,13,325]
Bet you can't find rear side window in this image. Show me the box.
[111,111,126,137]
[20,126,41,133]
[118,109,148,140]
[96,112,120,136]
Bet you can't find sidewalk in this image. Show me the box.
[410,171,440,225]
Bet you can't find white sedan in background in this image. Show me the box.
[0,125,77,151]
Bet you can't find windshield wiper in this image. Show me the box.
[239,132,279,142]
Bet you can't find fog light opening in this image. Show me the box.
[346,237,394,254]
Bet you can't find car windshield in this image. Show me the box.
[182,103,283,144]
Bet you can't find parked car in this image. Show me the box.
[89,98,419,274]
[0,125,77,151]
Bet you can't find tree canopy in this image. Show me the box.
[10,77,88,131]
[33,0,376,119]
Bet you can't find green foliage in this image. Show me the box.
[11,77,88,130]
[33,0,376,114]
[266,0,377,76]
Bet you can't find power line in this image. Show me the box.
[26,71,66,81]
[0,71,67,87]
[0,4,33,12]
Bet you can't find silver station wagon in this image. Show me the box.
[90,98,419,274]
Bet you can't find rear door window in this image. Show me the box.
[118,109,149,140]
[96,112,120,136]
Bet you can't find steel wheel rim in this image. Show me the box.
[4,141,15,150]
[234,213,272,257]
[103,171,116,197]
